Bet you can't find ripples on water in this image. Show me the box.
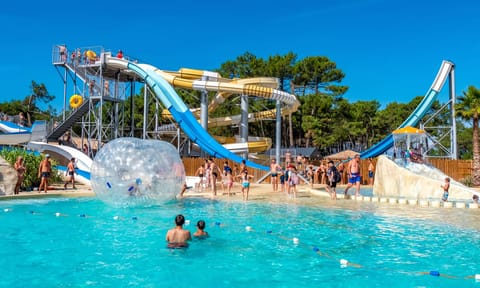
[0,196,478,287]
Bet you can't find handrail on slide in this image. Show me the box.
[360,60,454,159]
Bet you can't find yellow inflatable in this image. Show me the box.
[85,50,97,60]
[70,95,83,109]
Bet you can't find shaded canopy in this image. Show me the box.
[324,149,359,160]
[392,126,425,135]
[392,126,426,151]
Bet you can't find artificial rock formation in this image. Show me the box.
[373,155,474,201]
[0,156,16,195]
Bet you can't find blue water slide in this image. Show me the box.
[361,61,453,159]
[0,121,31,133]
[125,62,269,171]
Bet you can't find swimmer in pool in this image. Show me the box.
[193,220,209,238]
[166,214,191,248]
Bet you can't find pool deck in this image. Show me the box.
[0,184,95,200]
[2,182,479,209]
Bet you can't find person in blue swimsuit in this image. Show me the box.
[237,170,254,201]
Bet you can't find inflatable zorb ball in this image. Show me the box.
[91,138,185,207]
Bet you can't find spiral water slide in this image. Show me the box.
[105,57,299,171]
[153,68,299,152]
[360,60,454,159]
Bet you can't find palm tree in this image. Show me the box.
[456,85,480,185]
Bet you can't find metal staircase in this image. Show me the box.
[46,98,99,142]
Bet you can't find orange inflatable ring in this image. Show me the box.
[86,50,97,60]
[70,95,83,109]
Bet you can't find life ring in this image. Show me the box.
[70,95,83,109]
[86,50,97,60]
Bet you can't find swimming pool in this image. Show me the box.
[1,195,479,287]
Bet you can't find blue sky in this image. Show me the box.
[0,0,479,112]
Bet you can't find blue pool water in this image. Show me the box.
[1,196,479,287]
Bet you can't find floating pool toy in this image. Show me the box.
[70,94,83,109]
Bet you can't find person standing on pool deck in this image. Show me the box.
[38,154,52,193]
[368,158,375,185]
[270,159,282,192]
[64,157,77,190]
[14,156,26,195]
[209,158,222,196]
[344,154,361,197]
[166,214,191,248]
[441,177,450,202]
[237,170,254,201]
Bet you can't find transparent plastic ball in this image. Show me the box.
[91,138,185,207]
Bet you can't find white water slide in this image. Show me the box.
[361,60,454,158]
[0,121,47,145]
[26,142,92,185]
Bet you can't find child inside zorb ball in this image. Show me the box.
[91,137,185,207]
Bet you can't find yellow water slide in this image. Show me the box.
[151,67,299,152]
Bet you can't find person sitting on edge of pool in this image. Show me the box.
[166,214,191,248]
[193,220,209,238]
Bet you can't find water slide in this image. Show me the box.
[156,68,299,152]
[105,57,299,171]
[360,60,454,159]
[0,121,47,145]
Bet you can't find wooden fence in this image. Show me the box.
[181,157,473,184]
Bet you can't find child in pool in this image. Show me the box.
[193,220,209,238]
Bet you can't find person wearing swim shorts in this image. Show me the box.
[64,157,77,190]
[270,159,282,192]
[38,154,52,194]
[344,154,361,197]
[166,214,191,248]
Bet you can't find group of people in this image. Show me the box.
[269,154,375,199]
[165,214,209,248]
[58,45,125,66]
[0,112,28,127]
[193,159,253,200]
[12,147,48,196]
[14,154,77,194]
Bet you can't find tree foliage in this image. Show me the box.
[456,85,480,184]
